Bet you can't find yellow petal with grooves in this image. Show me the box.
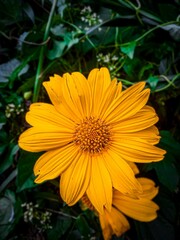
[121,81,146,96]
[60,152,91,206]
[114,81,122,99]
[99,208,130,240]
[26,102,74,129]
[103,150,142,194]
[114,126,160,145]
[86,155,112,214]
[111,138,166,162]
[61,73,84,119]
[43,74,63,107]
[113,192,159,222]
[104,82,146,121]
[88,68,111,116]
[127,162,140,175]
[34,144,79,183]
[112,106,159,132]
[71,72,92,117]
[43,76,76,118]
[18,125,73,152]
[98,79,119,118]
[103,89,150,123]
[138,178,159,199]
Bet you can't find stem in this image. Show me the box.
[33,0,57,102]
[120,20,178,46]
[0,169,17,192]
[154,74,179,92]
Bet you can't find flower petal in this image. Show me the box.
[60,152,91,206]
[103,149,142,194]
[18,125,73,152]
[43,75,80,119]
[61,73,84,120]
[102,82,150,123]
[127,162,140,175]
[112,106,159,131]
[114,126,160,145]
[34,144,79,183]
[26,102,74,129]
[98,79,120,118]
[111,138,166,162]
[88,68,111,116]
[43,74,63,107]
[99,207,130,240]
[138,178,159,199]
[113,190,159,222]
[71,72,92,117]
[86,155,112,214]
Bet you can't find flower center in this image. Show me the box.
[74,117,111,154]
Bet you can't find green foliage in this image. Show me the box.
[0,0,180,239]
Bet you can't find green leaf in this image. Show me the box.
[23,2,35,23]
[16,150,43,192]
[0,114,6,130]
[156,186,176,223]
[0,190,23,240]
[134,215,175,240]
[120,41,136,59]
[142,131,180,191]
[0,196,14,239]
[47,215,72,240]
[47,40,66,60]
[76,215,93,237]
[153,153,179,191]
[147,75,159,91]
[0,144,19,175]
[160,131,180,158]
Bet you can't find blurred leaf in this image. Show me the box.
[47,40,66,59]
[134,215,175,240]
[35,191,59,202]
[9,61,29,89]
[16,150,42,192]
[153,153,179,191]
[160,131,180,159]
[23,2,35,24]
[47,215,72,240]
[0,113,6,129]
[123,57,141,79]
[76,215,94,237]
[161,24,180,42]
[143,131,180,191]
[0,169,17,192]
[0,190,22,240]
[158,4,179,22]
[50,24,66,36]
[47,31,79,60]
[57,0,67,18]
[156,186,176,223]
[0,144,19,175]
[0,196,14,239]
[0,0,22,26]
[147,75,159,91]
[0,59,20,87]
[138,63,153,80]
[120,41,136,59]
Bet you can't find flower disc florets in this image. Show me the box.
[74,117,111,154]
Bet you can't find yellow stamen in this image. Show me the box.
[74,117,111,154]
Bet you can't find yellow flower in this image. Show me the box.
[81,178,159,240]
[18,67,165,214]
